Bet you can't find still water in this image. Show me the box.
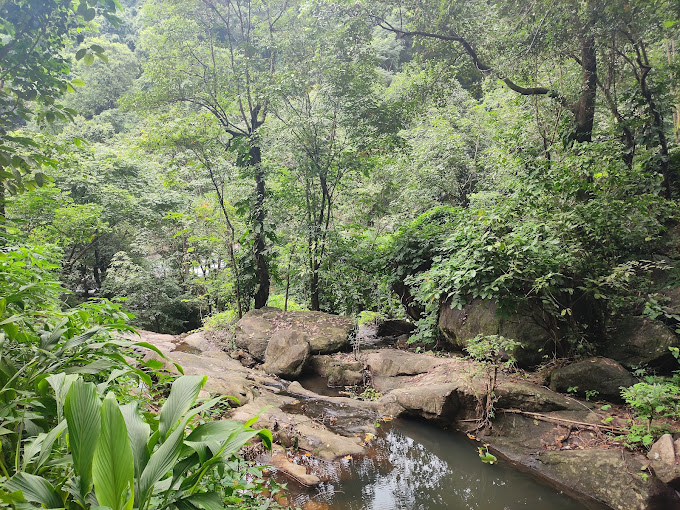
[288,418,610,510]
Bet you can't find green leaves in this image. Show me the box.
[93,394,135,510]
[159,375,207,439]
[64,379,101,497]
[5,473,63,509]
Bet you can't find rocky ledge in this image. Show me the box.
[131,312,680,510]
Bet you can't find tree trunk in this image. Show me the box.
[572,34,597,143]
[250,144,270,309]
[310,266,320,311]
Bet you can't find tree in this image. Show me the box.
[137,0,291,308]
[0,0,122,221]
[371,0,677,194]
[269,1,394,310]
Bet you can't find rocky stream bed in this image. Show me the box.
[132,308,680,510]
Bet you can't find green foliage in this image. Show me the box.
[3,374,273,510]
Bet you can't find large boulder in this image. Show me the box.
[549,357,637,402]
[438,298,553,366]
[262,330,310,379]
[648,434,680,490]
[603,316,679,368]
[234,307,355,360]
[537,448,680,510]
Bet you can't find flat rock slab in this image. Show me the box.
[231,394,367,460]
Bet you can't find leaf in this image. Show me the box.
[64,378,102,497]
[5,473,62,509]
[71,78,86,87]
[93,393,134,510]
[138,425,184,506]
[159,375,206,439]
[120,402,151,479]
[84,53,95,66]
[75,48,87,61]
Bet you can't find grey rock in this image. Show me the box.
[262,330,310,379]
[549,357,637,402]
[603,316,679,368]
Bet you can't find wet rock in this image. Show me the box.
[269,445,321,486]
[145,350,258,405]
[648,434,680,489]
[385,383,461,422]
[364,349,442,377]
[537,449,680,510]
[234,307,355,360]
[549,357,637,402]
[495,381,582,412]
[376,319,416,337]
[438,298,554,366]
[263,330,310,379]
[603,316,679,368]
[231,394,367,460]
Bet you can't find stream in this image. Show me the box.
[280,378,611,510]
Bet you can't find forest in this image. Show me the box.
[3,0,680,509]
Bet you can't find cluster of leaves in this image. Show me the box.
[405,142,673,353]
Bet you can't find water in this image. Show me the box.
[287,418,610,510]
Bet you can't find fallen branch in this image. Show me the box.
[498,409,627,434]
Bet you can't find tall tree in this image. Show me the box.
[137,0,290,308]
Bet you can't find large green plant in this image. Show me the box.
[3,375,272,510]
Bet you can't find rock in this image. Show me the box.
[387,383,461,422]
[231,394,367,460]
[262,330,310,379]
[182,331,212,352]
[604,316,679,368]
[495,381,582,412]
[234,307,355,360]
[438,298,554,366]
[537,448,680,510]
[233,307,279,360]
[648,434,680,489]
[364,349,442,377]
[376,319,416,337]
[549,357,637,402]
[269,445,321,486]
[146,350,258,405]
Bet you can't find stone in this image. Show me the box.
[376,319,416,337]
[364,349,442,377]
[549,357,637,402]
[495,381,582,412]
[537,448,680,510]
[262,330,310,379]
[233,307,279,360]
[387,383,461,422]
[269,445,320,486]
[648,434,680,489]
[438,298,554,366]
[234,307,355,360]
[182,331,211,352]
[603,316,680,368]
[145,350,258,406]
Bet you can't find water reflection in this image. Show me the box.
[291,418,608,510]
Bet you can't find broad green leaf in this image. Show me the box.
[138,425,184,506]
[64,378,101,497]
[159,375,206,439]
[93,393,134,510]
[22,420,66,472]
[46,373,79,421]
[120,402,151,479]
[174,492,223,510]
[5,473,62,509]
